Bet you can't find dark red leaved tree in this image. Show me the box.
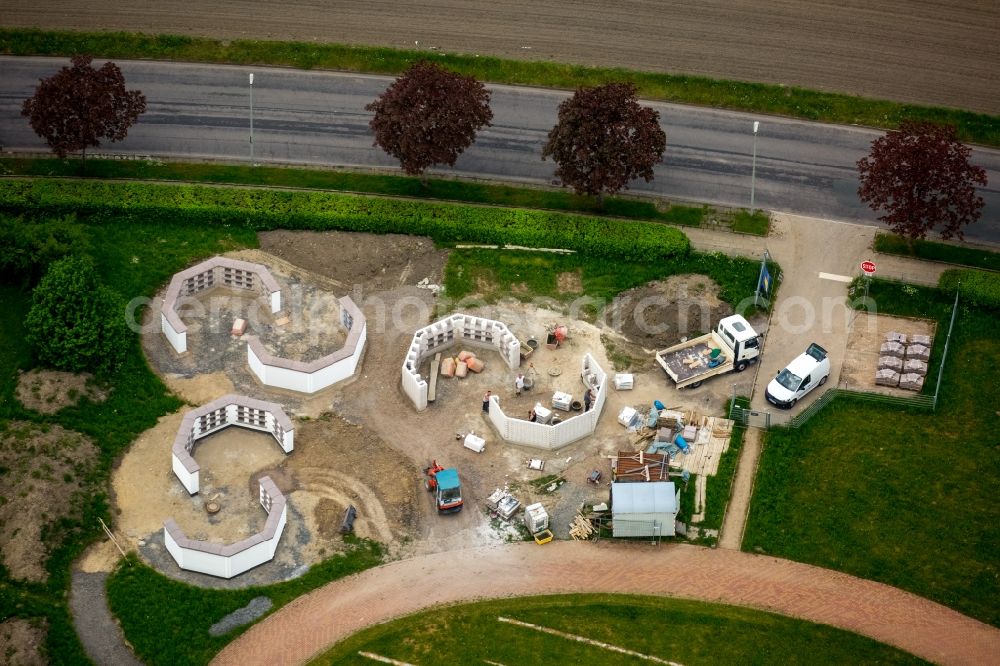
[366,61,493,181]
[542,82,666,207]
[857,121,987,244]
[21,55,147,170]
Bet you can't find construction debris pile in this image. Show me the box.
[569,514,595,540]
[876,332,932,390]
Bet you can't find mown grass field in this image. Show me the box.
[743,280,1000,627]
[313,594,924,665]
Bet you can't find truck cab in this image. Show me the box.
[716,315,761,370]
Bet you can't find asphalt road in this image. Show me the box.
[2,57,999,243]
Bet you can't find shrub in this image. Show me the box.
[0,180,691,262]
[939,268,1000,310]
[0,212,89,286]
[24,256,130,375]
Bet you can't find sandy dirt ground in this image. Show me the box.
[840,313,937,396]
[5,1,998,114]
[0,618,47,666]
[15,369,108,415]
[111,229,742,585]
[0,422,98,582]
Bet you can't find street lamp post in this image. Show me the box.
[249,72,254,165]
[750,120,759,211]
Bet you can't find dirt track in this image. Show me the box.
[212,541,1000,666]
[5,1,998,114]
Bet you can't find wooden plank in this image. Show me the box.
[428,352,441,402]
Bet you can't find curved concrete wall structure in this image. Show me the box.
[171,394,294,495]
[246,296,366,393]
[402,313,520,411]
[487,353,607,450]
[161,256,282,354]
[164,476,287,579]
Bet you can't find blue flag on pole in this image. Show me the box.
[758,261,771,295]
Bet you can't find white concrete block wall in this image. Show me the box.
[485,353,608,450]
[401,314,521,411]
[171,455,199,494]
[161,314,187,354]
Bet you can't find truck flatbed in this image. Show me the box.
[660,342,725,382]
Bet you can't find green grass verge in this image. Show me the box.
[874,233,1000,271]
[2,27,997,146]
[443,248,774,316]
[699,396,749,531]
[107,541,383,666]
[0,157,718,230]
[732,210,770,235]
[0,179,690,262]
[743,281,1000,627]
[0,215,257,660]
[312,593,923,664]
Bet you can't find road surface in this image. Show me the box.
[2,57,999,242]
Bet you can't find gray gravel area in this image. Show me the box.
[70,571,143,666]
[209,597,273,637]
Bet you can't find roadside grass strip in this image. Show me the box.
[497,616,683,665]
[359,653,415,665]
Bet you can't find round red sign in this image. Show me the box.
[861,260,877,274]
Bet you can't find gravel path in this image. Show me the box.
[69,572,143,666]
[212,541,1000,666]
[718,426,762,550]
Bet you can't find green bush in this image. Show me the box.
[24,256,130,375]
[0,179,691,262]
[939,268,1000,309]
[0,212,89,286]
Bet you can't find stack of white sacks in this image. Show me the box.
[876,332,931,390]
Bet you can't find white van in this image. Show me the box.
[765,343,830,409]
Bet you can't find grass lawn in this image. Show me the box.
[0,157,756,233]
[2,28,997,147]
[107,542,383,666]
[313,594,924,664]
[743,281,1000,626]
[874,233,1000,271]
[443,248,776,316]
[0,214,258,661]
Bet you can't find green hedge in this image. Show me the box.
[874,233,1000,271]
[0,180,690,262]
[939,268,1000,310]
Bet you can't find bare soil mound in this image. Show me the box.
[15,369,108,415]
[0,422,98,582]
[605,275,733,351]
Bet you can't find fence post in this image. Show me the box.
[933,287,960,410]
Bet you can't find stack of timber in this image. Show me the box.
[569,514,595,540]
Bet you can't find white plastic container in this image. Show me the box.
[463,433,486,453]
[523,502,549,533]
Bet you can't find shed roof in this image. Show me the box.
[611,481,677,515]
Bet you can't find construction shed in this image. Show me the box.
[610,481,677,537]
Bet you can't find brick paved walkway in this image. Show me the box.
[212,542,999,666]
